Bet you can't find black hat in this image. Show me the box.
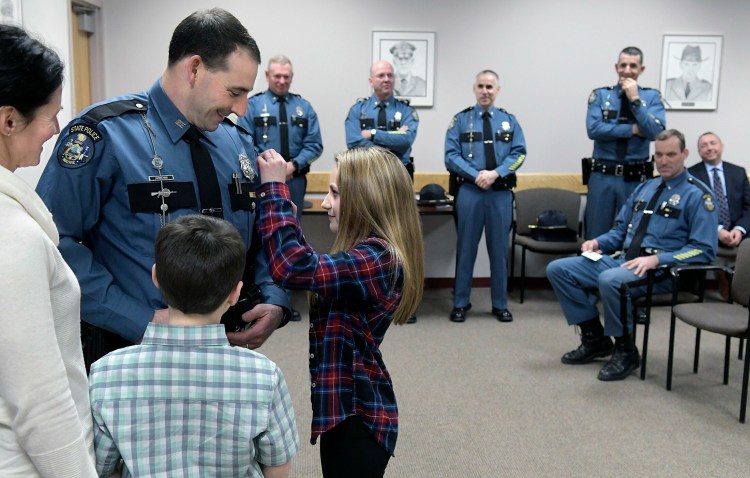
[417,183,452,205]
[528,210,577,242]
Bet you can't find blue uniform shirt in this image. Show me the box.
[344,95,418,165]
[597,170,718,265]
[238,90,323,174]
[36,80,288,343]
[586,85,666,161]
[445,105,526,180]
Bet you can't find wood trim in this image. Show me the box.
[306,171,587,194]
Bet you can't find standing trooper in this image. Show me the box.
[345,60,419,178]
[239,54,323,322]
[445,69,526,323]
[585,46,666,239]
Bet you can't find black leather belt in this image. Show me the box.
[591,158,653,182]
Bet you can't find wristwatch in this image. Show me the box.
[370,128,377,136]
[631,98,642,108]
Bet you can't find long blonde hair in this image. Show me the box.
[331,147,424,325]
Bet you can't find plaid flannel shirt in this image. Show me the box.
[258,182,403,455]
[89,323,299,477]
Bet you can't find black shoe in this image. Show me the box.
[406,315,417,324]
[290,308,302,322]
[449,303,472,323]
[598,347,640,381]
[636,308,647,325]
[561,336,613,364]
[492,308,513,322]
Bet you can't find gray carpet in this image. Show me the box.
[258,288,750,477]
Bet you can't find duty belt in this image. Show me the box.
[591,158,653,182]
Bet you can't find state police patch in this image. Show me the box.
[59,123,101,168]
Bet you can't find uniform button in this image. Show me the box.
[310,323,313,328]
[311,382,316,388]
[309,353,314,359]
[260,192,266,197]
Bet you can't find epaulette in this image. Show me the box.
[397,98,411,106]
[289,92,301,98]
[80,99,147,125]
[356,97,369,103]
[495,107,508,114]
[460,106,473,113]
[688,175,712,195]
[251,91,265,97]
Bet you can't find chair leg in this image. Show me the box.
[740,335,750,423]
[724,336,732,385]
[509,244,516,291]
[739,338,745,360]
[693,329,702,374]
[520,247,527,304]
[667,311,677,390]
[641,307,651,380]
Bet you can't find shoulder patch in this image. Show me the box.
[588,90,597,104]
[448,116,456,130]
[412,108,419,121]
[702,194,715,212]
[80,99,147,125]
[58,123,100,169]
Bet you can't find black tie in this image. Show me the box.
[277,96,290,162]
[482,112,497,170]
[183,126,223,218]
[615,95,634,161]
[377,102,387,130]
[624,181,666,260]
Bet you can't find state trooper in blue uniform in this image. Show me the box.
[345,60,419,177]
[35,9,289,366]
[239,55,322,323]
[445,70,526,323]
[547,129,717,381]
[238,54,322,219]
[585,46,667,239]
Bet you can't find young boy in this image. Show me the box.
[89,215,299,477]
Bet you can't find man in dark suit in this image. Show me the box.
[688,132,750,248]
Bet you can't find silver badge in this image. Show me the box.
[151,155,163,170]
[501,121,511,131]
[239,153,255,180]
[394,111,402,122]
[668,194,681,206]
[296,106,303,116]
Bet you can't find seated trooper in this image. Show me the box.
[546,129,717,381]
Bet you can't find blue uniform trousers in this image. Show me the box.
[585,172,640,239]
[546,255,672,336]
[287,175,307,220]
[454,183,512,309]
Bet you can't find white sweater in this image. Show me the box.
[0,166,96,477]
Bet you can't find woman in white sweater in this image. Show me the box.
[0,25,97,477]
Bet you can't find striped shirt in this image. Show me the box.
[89,323,299,477]
[258,182,402,455]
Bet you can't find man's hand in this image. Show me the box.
[226,303,284,349]
[719,228,743,248]
[619,77,640,101]
[361,129,373,140]
[285,161,295,181]
[152,308,170,324]
[621,255,659,277]
[475,170,499,190]
[257,149,288,184]
[632,124,642,137]
[581,239,600,253]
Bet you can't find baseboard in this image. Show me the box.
[424,277,551,289]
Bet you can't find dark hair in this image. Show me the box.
[656,129,686,151]
[168,8,261,70]
[0,24,64,119]
[155,215,246,315]
[476,69,500,81]
[620,46,644,64]
[698,131,722,145]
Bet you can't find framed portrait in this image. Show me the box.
[372,31,435,107]
[0,0,23,25]
[660,34,722,110]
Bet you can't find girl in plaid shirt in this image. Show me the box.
[257,146,424,477]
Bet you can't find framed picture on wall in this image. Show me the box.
[660,34,722,110]
[0,0,23,25]
[372,31,435,107]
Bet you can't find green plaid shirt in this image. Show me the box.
[89,324,299,477]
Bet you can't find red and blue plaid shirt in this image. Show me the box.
[258,183,403,455]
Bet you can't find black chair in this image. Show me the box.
[666,239,750,422]
[511,188,583,303]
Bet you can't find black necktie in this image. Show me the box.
[712,167,731,227]
[377,102,387,130]
[183,126,223,218]
[482,112,497,170]
[685,83,691,99]
[277,96,290,161]
[624,181,666,260]
[616,95,634,161]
